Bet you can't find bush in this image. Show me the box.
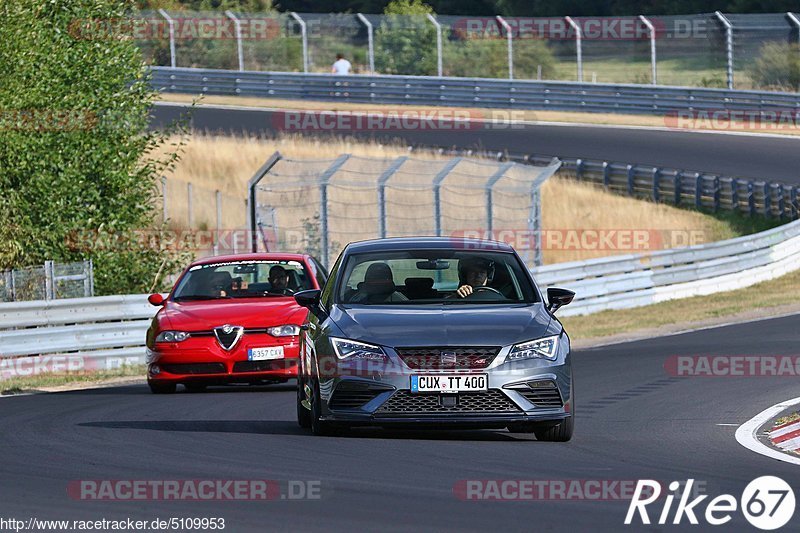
[748,42,800,91]
[0,0,191,295]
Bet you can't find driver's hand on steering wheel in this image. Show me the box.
[456,284,473,298]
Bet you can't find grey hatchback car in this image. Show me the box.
[293,237,575,440]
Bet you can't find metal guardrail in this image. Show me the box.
[532,217,800,316]
[521,154,799,219]
[150,66,800,117]
[2,217,800,376]
[0,295,156,380]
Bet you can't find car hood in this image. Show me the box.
[162,298,307,330]
[329,303,555,348]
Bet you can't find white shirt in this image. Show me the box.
[331,58,352,75]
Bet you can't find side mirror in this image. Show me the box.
[294,289,325,316]
[547,287,575,314]
[148,293,165,306]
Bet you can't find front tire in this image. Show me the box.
[534,417,573,442]
[310,380,334,436]
[297,377,312,429]
[148,381,176,394]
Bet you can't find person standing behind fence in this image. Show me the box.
[331,53,352,75]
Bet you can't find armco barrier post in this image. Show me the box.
[602,161,610,189]
[731,178,739,211]
[747,182,755,216]
[763,182,771,217]
[575,158,583,179]
[694,173,702,208]
[791,186,798,219]
[652,167,661,202]
[626,164,635,196]
[674,171,682,205]
[713,176,721,212]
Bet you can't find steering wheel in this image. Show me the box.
[471,286,502,295]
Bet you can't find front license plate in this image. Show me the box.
[248,346,284,361]
[410,374,488,393]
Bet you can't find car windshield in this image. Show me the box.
[172,260,312,300]
[336,250,538,305]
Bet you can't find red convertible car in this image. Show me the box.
[145,253,327,393]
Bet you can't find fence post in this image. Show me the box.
[713,176,721,212]
[433,158,462,237]
[565,17,583,82]
[731,177,739,212]
[674,171,682,205]
[357,13,375,74]
[715,11,734,89]
[247,152,283,253]
[158,9,176,68]
[652,167,661,202]
[747,181,755,216]
[44,260,55,300]
[639,15,657,84]
[377,156,408,239]
[225,10,245,71]
[187,182,194,228]
[161,176,168,223]
[213,190,222,255]
[496,16,514,80]
[788,13,800,44]
[318,154,351,266]
[777,183,785,219]
[290,12,309,73]
[486,162,513,234]
[10,269,16,301]
[791,186,799,219]
[575,158,583,179]
[427,14,443,77]
[626,164,635,196]
[602,161,610,189]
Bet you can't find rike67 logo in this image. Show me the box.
[626,477,795,530]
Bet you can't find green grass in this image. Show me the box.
[0,365,145,395]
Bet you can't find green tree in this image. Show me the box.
[374,0,439,76]
[748,42,800,91]
[0,0,191,295]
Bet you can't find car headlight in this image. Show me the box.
[268,325,301,337]
[331,337,386,361]
[507,335,560,361]
[155,331,190,343]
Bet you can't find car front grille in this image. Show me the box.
[508,380,564,408]
[160,363,226,375]
[375,389,520,416]
[233,360,294,373]
[394,347,500,370]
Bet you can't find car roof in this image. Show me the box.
[190,253,309,267]
[344,236,514,254]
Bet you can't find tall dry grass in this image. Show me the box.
[153,134,736,264]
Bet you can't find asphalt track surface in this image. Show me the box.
[2,313,799,531]
[151,102,800,185]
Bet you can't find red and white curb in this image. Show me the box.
[736,396,800,466]
[770,418,800,453]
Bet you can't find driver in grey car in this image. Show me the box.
[452,256,495,298]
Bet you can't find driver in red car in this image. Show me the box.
[452,256,495,298]
[267,265,294,295]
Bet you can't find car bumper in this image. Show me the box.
[147,336,300,384]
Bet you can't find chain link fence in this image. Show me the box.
[247,153,561,268]
[130,10,800,90]
[0,261,94,302]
